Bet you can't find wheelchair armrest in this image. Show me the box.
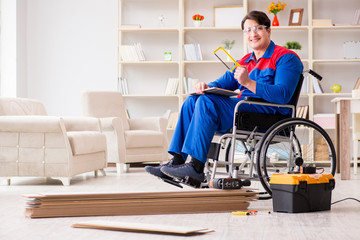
[234,99,296,125]
[244,96,270,104]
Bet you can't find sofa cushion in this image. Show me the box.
[67,131,106,155]
[125,130,164,148]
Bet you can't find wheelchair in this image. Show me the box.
[202,69,336,196]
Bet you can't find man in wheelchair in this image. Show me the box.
[145,10,303,185]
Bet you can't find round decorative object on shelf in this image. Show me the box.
[272,14,279,26]
[193,20,202,27]
[331,84,342,93]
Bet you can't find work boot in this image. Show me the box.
[145,153,184,180]
[161,162,205,183]
[144,161,176,180]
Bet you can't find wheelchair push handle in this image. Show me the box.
[305,69,322,81]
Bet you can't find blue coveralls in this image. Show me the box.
[168,41,304,163]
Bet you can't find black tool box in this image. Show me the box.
[270,173,335,213]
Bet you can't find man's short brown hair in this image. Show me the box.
[241,11,271,30]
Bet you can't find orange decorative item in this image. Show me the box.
[267,1,286,26]
[272,14,279,26]
[192,14,204,27]
[192,14,204,21]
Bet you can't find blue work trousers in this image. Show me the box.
[168,94,260,163]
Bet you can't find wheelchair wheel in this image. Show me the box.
[256,118,336,195]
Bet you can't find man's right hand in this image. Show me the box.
[194,82,209,94]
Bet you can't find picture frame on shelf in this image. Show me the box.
[289,8,304,26]
[213,5,244,28]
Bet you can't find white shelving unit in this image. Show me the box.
[117,0,360,139]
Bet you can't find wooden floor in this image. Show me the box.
[1,167,360,240]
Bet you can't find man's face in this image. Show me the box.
[243,19,271,51]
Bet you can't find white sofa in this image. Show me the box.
[0,97,107,185]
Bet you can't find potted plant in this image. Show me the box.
[192,14,204,27]
[284,41,302,50]
[284,41,302,57]
[222,39,235,61]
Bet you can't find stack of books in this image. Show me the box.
[24,190,258,218]
[165,78,179,95]
[119,43,145,62]
[183,77,199,94]
[118,77,129,95]
[296,105,309,119]
[183,43,203,61]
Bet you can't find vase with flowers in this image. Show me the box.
[267,1,287,26]
[192,14,204,27]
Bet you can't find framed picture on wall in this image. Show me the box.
[289,8,304,26]
[214,5,244,27]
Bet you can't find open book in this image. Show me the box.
[190,87,240,97]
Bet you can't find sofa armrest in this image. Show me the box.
[98,117,126,162]
[0,116,64,132]
[129,117,167,132]
[62,117,101,132]
[99,117,124,132]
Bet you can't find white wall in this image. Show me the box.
[22,0,117,116]
[1,0,17,97]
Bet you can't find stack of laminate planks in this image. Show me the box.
[24,189,258,218]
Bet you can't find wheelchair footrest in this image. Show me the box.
[160,176,251,190]
[160,177,183,188]
[160,176,207,189]
[182,176,204,188]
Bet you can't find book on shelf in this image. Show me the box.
[118,77,129,95]
[301,76,309,93]
[183,43,203,61]
[312,78,324,94]
[302,105,309,119]
[182,77,188,94]
[119,43,145,62]
[121,24,141,29]
[182,77,199,94]
[352,9,360,25]
[312,19,333,27]
[190,87,241,97]
[296,105,309,119]
[296,106,303,118]
[134,43,146,61]
[165,78,179,95]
